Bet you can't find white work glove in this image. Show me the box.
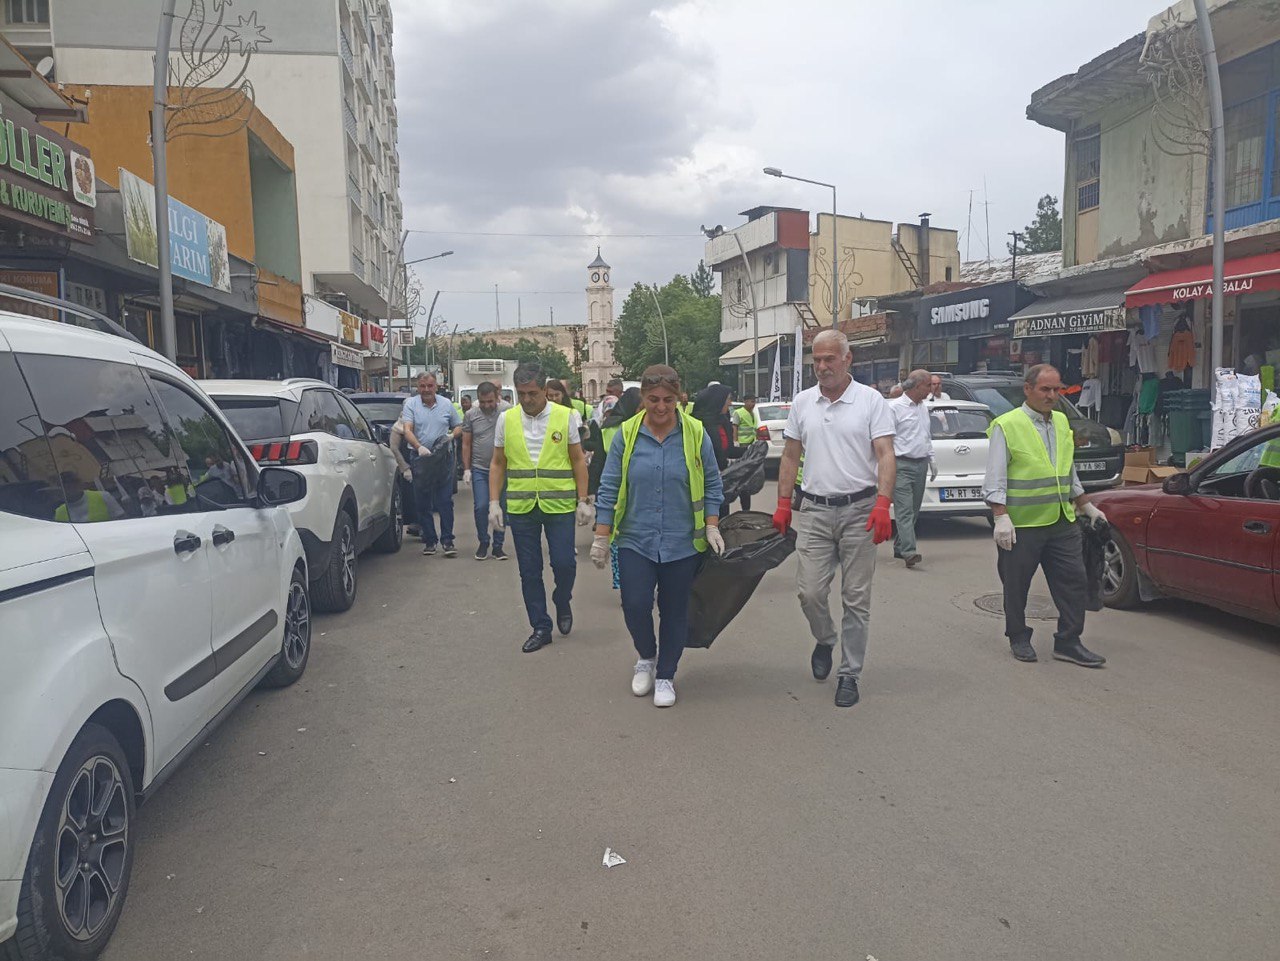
[706,526,725,556]
[416,445,430,457]
[463,469,472,485]
[1079,501,1107,529]
[590,534,610,569]
[488,502,504,532]
[993,513,1016,551]
[401,468,412,481]
[576,498,594,527]
[929,460,938,482]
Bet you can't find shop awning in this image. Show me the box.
[1124,251,1280,308]
[1008,286,1128,338]
[719,334,781,365]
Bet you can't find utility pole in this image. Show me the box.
[517,297,522,329]
[550,306,554,326]
[151,0,178,361]
[1194,0,1226,380]
[494,284,500,330]
[1008,231,1021,281]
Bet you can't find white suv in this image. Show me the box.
[204,379,402,612]
[0,313,311,960]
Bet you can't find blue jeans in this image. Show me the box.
[618,548,702,680]
[470,467,506,551]
[412,450,454,546]
[508,508,576,635]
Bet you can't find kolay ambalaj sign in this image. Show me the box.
[0,101,95,241]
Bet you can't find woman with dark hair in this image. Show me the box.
[543,380,574,408]
[592,366,724,707]
[589,387,642,589]
[692,383,748,469]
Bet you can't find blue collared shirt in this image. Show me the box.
[401,395,461,449]
[595,417,724,563]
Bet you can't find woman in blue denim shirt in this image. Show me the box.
[591,366,725,708]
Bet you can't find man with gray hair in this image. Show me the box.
[888,369,938,568]
[773,329,896,708]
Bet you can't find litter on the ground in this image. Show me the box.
[297,727,307,732]
[602,847,626,868]
[448,777,457,783]
[257,751,267,756]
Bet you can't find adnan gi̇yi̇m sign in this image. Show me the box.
[119,167,230,292]
[0,101,95,241]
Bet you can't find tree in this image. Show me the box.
[1009,195,1062,254]
[690,260,716,298]
[450,334,572,380]
[616,272,722,392]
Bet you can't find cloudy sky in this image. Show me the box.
[393,0,1162,335]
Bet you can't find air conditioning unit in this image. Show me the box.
[467,359,506,373]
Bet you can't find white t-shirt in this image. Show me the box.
[888,394,934,459]
[926,391,951,404]
[493,402,582,463]
[784,378,895,495]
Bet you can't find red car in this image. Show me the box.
[1093,421,1280,626]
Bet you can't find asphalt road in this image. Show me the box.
[103,484,1280,961]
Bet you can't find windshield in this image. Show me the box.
[213,397,297,442]
[350,400,405,424]
[931,407,992,439]
[756,404,789,421]
[968,385,1082,420]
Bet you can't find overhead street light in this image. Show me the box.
[703,223,762,397]
[405,250,453,267]
[764,166,839,328]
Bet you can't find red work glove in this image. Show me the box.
[772,496,793,535]
[866,495,893,544]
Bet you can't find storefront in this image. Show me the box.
[915,281,1035,374]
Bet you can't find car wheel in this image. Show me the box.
[312,511,357,613]
[1102,532,1141,609]
[7,724,135,961]
[371,482,403,554]
[262,567,311,689]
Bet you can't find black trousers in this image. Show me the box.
[997,518,1087,648]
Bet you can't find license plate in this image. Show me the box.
[940,487,983,501]
[1077,460,1107,472]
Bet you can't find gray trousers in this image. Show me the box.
[892,457,928,557]
[997,518,1086,648]
[794,497,876,678]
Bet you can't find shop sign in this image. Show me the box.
[929,297,989,326]
[917,281,1033,340]
[0,268,59,320]
[338,308,361,344]
[1013,308,1125,339]
[0,102,95,242]
[66,281,107,315]
[119,168,231,292]
[331,342,364,370]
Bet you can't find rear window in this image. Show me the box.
[213,397,298,442]
[966,385,1081,420]
[931,407,993,439]
[756,404,789,421]
[350,400,405,423]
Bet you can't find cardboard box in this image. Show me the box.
[1123,464,1184,485]
[1124,447,1156,469]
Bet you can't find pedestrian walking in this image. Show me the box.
[927,374,951,403]
[692,384,746,473]
[772,329,896,708]
[983,364,1109,667]
[889,369,938,568]
[387,418,419,536]
[401,373,462,557]
[462,381,511,560]
[590,387,641,590]
[731,393,760,510]
[593,377,624,426]
[592,365,725,707]
[489,363,593,653]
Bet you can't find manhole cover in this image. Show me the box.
[973,593,1059,620]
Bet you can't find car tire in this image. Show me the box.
[370,482,403,554]
[5,724,136,961]
[1102,532,1141,609]
[312,510,357,613]
[262,567,311,689]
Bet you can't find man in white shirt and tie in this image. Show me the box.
[889,370,937,568]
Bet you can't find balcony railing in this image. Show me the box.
[351,249,365,280]
[342,99,358,143]
[339,28,354,76]
[347,174,362,209]
[372,261,383,290]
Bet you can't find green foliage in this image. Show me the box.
[690,260,716,297]
[616,272,722,393]
[1009,194,1062,255]
[450,334,572,380]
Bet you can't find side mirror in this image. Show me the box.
[375,424,391,445]
[1162,472,1192,496]
[258,466,307,506]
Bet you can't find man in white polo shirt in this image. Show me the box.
[773,329,896,709]
[888,369,938,569]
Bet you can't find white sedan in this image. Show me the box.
[731,402,791,465]
[919,400,994,518]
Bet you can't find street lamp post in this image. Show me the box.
[702,225,763,397]
[395,250,451,392]
[764,166,839,329]
[646,283,670,366]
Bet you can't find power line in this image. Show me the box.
[435,289,584,294]
[406,230,701,238]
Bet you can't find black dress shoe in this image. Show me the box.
[810,643,833,681]
[1053,641,1106,668]
[522,632,552,653]
[835,676,860,708]
[1010,638,1037,662]
[556,608,573,636]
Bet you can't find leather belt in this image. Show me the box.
[798,487,876,507]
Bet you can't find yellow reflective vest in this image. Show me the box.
[502,403,577,514]
[611,410,708,553]
[990,408,1077,528]
[55,490,112,523]
[735,405,759,445]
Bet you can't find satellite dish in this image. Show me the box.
[35,57,54,78]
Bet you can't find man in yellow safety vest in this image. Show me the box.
[983,364,1108,668]
[489,362,593,652]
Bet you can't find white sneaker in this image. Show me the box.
[653,679,676,708]
[631,659,656,696]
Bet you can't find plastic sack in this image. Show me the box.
[720,440,768,505]
[686,511,796,649]
[1078,518,1109,613]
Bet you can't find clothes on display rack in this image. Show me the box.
[1128,328,1158,373]
[1139,304,1162,340]
[1138,374,1160,415]
[1078,377,1103,412]
[1168,323,1195,372]
[1082,336,1100,378]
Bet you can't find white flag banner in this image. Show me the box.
[792,324,803,398]
[769,343,782,401]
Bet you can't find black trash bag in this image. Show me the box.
[411,435,453,488]
[720,440,768,505]
[1078,517,1110,613]
[686,510,796,649]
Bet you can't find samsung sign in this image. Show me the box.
[916,281,1034,341]
[930,298,990,326]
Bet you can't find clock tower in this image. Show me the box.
[581,247,617,403]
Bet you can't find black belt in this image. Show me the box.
[798,487,876,507]
[896,455,930,462]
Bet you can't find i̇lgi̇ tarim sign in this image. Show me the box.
[0,101,95,242]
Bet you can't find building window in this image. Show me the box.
[1073,125,1100,213]
[1210,39,1280,229]
[5,0,48,22]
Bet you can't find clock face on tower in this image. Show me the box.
[603,272,609,284]
[591,271,600,284]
